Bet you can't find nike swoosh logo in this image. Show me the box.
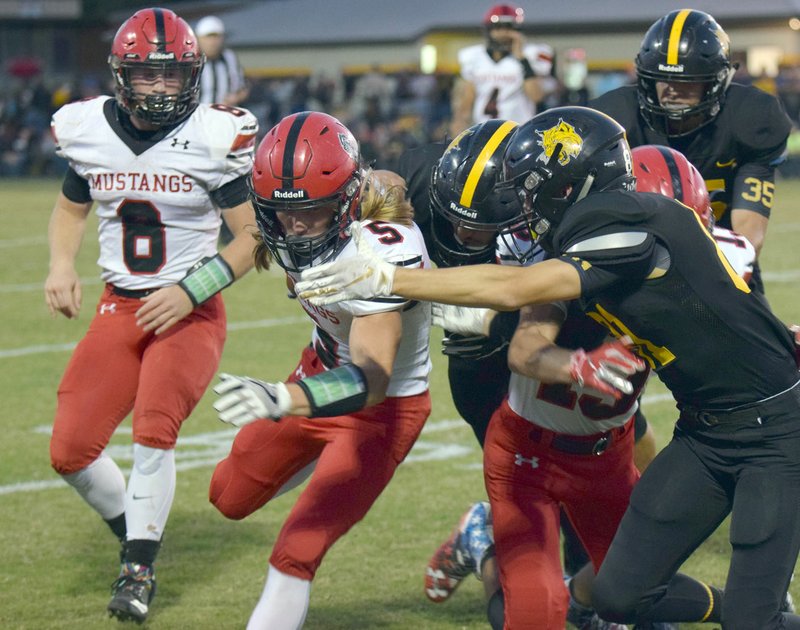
[715,158,737,168]
[132,494,153,500]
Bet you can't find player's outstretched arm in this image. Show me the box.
[45,193,92,319]
[296,222,583,310]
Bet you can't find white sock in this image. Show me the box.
[247,564,310,630]
[274,460,317,498]
[125,445,175,541]
[62,452,126,520]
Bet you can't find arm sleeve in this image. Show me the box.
[61,166,92,203]
[210,174,249,209]
[559,232,659,298]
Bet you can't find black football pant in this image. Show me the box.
[592,386,800,629]
[447,352,510,447]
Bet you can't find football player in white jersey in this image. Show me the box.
[45,8,258,623]
[208,112,432,630]
[449,3,554,137]
[417,121,644,628]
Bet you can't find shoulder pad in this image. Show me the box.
[193,104,258,158]
[566,232,649,254]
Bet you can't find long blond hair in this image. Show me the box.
[359,168,414,226]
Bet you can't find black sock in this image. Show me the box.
[487,588,504,630]
[105,513,127,541]
[122,539,161,567]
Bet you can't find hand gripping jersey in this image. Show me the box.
[289,219,432,398]
[458,43,553,124]
[552,190,797,408]
[497,233,644,434]
[51,96,257,290]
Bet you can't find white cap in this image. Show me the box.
[196,16,225,37]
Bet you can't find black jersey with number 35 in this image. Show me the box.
[590,84,791,227]
[552,189,796,409]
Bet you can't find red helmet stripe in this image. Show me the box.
[153,8,167,52]
[281,111,311,188]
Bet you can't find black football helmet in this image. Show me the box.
[499,106,635,253]
[635,9,734,137]
[430,119,524,266]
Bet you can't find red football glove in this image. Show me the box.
[569,337,647,400]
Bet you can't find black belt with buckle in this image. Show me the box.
[679,381,800,429]
[109,284,158,299]
[528,426,614,456]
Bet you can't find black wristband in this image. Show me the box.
[488,310,521,344]
[519,57,536,79]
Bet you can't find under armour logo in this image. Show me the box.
[171,138,190,150]
[99,303,116,315]
[514,453,539,468]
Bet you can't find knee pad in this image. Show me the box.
[730,472,779,546]
[133,444,167,475]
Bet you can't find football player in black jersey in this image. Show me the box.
[590,8,791,296]
[297,105,800,629]
[403,119,634,629]
[398,121,520,630]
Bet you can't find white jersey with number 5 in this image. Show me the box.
[458,43,553,125]
[289,219,432,398]
[713,226,755,284]
[51,96,257,290]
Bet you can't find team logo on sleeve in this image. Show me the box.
[536,119,583,166]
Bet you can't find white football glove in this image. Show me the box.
[213,373,292,427]
[432,303,491,336]
[295,222,396,305]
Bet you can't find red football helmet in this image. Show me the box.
[108,8,204,126]
[483,4,524,28]
[251,111,364,272]
[632,145,712,228]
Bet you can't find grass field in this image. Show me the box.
[0,177,799,629]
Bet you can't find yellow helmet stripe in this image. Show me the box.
[667,9,692,66]
[460,120,518,207]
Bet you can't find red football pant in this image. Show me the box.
[484,400,639,630]
[210,345,431,581]
[50,286,226,474]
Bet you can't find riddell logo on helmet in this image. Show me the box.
[147,52,177,61]
[273,189,307,200]
[449,201,478,219]
[658,63,684,72]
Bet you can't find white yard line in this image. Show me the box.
[0,316,309,358]
[1,394,680,497]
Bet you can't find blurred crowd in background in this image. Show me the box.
[3,60,800,178]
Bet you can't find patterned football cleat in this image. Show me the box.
[424,501,492,603]
[107,562,156,624]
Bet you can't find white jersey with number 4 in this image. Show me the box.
[458,43,553,125]
[289,220,432,398]
[51,96,257,290]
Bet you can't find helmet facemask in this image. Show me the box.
[251,173,363,273]
[637,70,733,137]
[110,58,203,127]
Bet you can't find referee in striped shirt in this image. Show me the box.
[195,16,249,107]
